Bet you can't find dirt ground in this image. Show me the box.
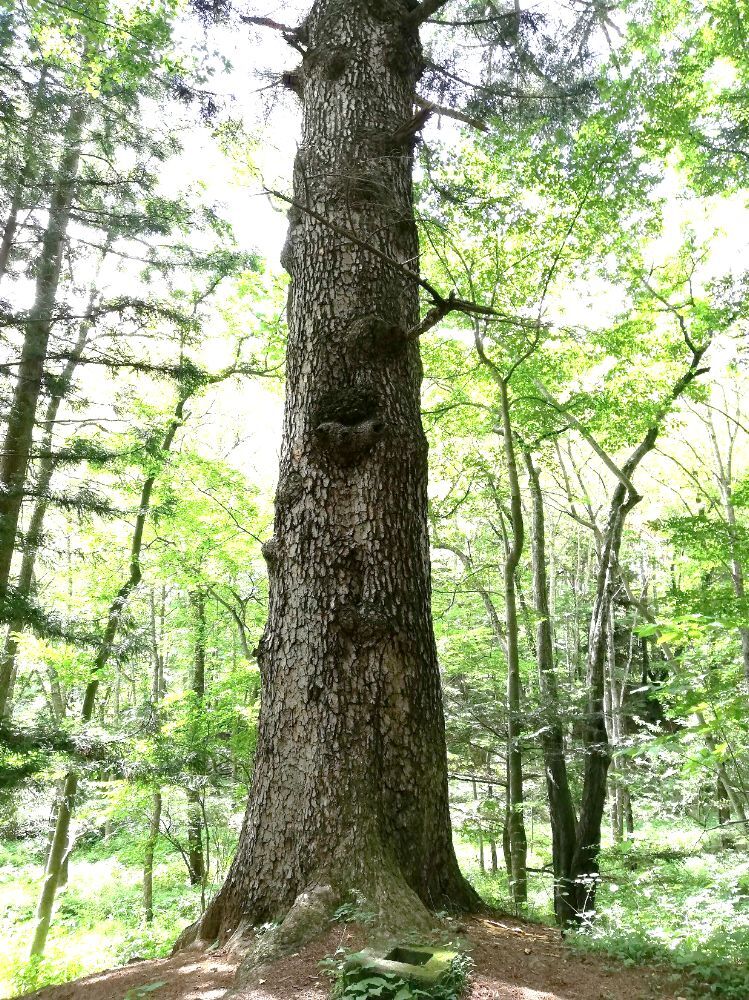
[15,916,683,1000]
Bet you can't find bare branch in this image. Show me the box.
[240,15,295,32]
[639,276,700,355]
[239,14,306,53]
[406,0,452,28]
[428,13,517,27]
[414,95,488,132]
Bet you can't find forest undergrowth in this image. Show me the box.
[2,816,748,999]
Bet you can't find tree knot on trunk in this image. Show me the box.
[347,315,407,361]
[312,387,386,464]
[584,738,611,761]
[281,67,304,98]
[315,419,387,463]
[382,22,423,75]
[340,162,390,209]
[251,634,269,663]
[261,536,281,566]
[304,44,353,81]
[335,600,390,644]
[280,224,299,275]
[369,0,420,24]
[275,469,304,510]
[381,106,432,152]
[280,177,306,274]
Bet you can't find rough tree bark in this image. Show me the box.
[180,0,477,956]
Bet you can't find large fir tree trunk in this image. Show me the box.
[186,0,476,950]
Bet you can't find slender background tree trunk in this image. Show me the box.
[497,380,527,906]
[525,451,577,925]
[0,66,49,283]
[187,588,206,887]
[0,100,86,609]
[0,312,93,716]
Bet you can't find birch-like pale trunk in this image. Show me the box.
[143,589,166,923]
[143,791,162,924]
[706,413,749,687]
[541,331,710,921]
[524,451,577,925]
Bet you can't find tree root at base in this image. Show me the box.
[175,867,473,995]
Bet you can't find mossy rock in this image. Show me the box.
[344,944,458,986]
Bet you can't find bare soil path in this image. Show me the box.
[15,917,681,1000]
